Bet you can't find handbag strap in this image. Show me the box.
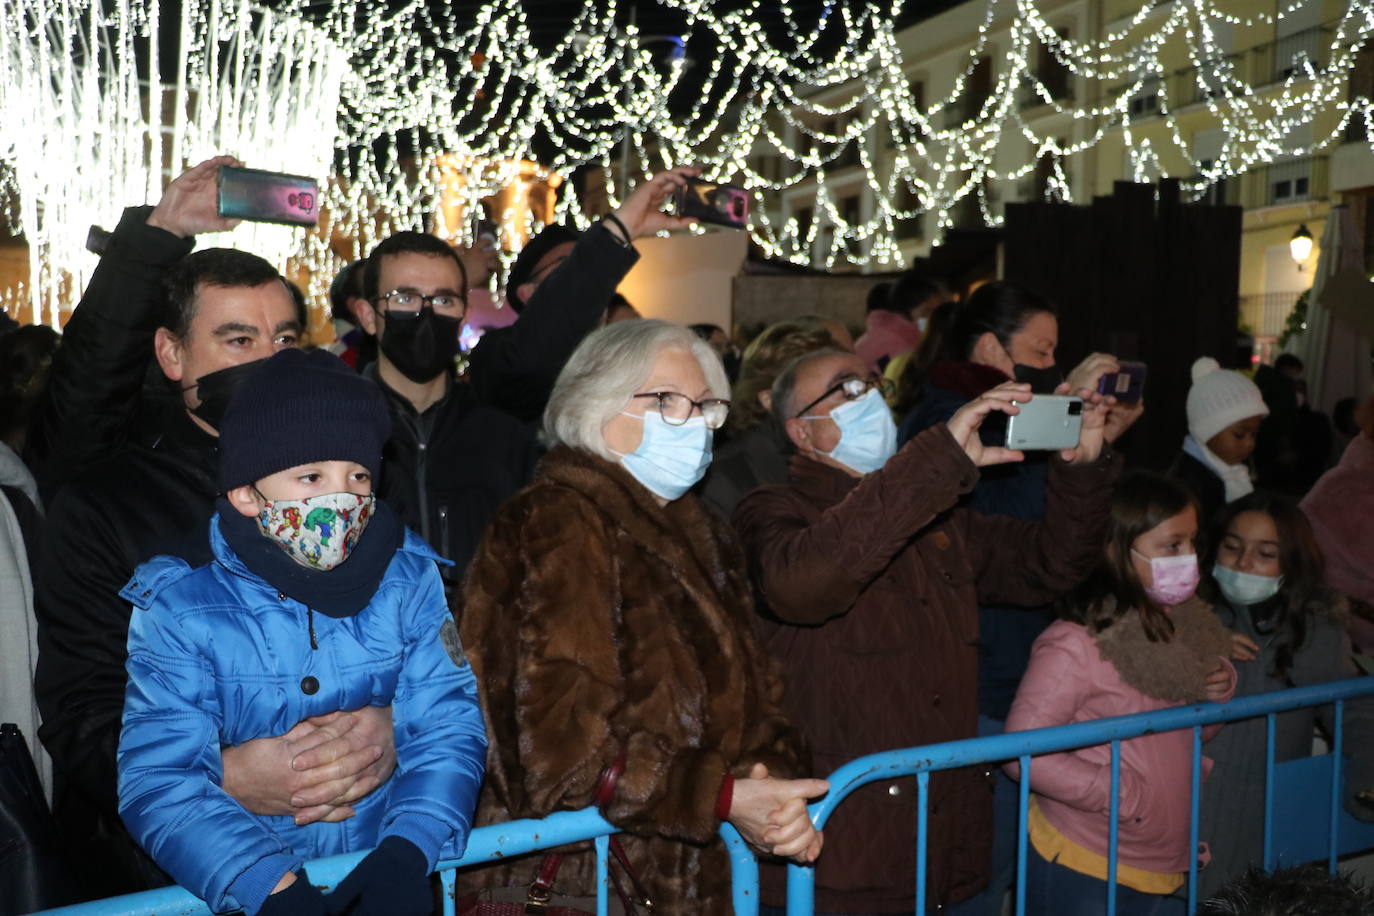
[523,754,653,914]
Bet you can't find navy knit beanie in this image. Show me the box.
[217,349,392,492]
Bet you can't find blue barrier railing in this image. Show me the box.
[787,675,1374,916]
[34,678,1374,916]
[34,813,758,916]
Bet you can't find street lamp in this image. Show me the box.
[1290,223,1314,270]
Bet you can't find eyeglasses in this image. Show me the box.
[632,392,731,430]
[793,375,893,419]
[376,289,467,316]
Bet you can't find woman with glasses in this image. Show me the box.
[455,319,827,913]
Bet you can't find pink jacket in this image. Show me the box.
[1005,619,1236,874]
[854,310,922,373]
[1302,434,1374,614]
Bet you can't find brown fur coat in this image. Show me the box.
[455,446,805,914]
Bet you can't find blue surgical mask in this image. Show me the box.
[611,411,712,501]
[803,387,898,475]
[1212,563,1284,607]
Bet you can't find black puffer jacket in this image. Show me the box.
[34,406,215,898]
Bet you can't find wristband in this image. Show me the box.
[601,213,632,246]
[715,774,735,821]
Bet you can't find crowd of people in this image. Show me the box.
[1,156,1372,916]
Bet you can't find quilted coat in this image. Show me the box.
[456,446,806,915]
[117,518,487,914]
[733,424,1121,913]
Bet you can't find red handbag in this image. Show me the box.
[456,756,653,916]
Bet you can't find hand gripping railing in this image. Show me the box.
[786,676,1374,916]
[34,813,759,916]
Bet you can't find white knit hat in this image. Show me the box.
[1186,356,1269,445]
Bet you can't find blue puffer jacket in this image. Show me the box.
[117,517,487,915]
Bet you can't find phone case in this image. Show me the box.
[217,166,320,227]
[673,178,749,228]
[1005,395,1084,451]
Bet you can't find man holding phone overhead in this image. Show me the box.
[732,348,1122,915]
[28,156,701,899]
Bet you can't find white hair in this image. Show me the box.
[543,319,731,460]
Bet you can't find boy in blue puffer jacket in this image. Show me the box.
[117,349,487,916]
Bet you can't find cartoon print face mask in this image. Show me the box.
[255,491,375,570]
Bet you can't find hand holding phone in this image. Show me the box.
[1096,361,1147,404]
[217,166,321,227]
[947,382,1032,467]
[673,176,750,229]
[147,155,245,238]
[1004,394,1084,451]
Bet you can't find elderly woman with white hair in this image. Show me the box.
[456,319,827,914]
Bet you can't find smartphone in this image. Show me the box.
[673,177,750,229]
[1005,395,1084,451]
[217,166,320,227]
[1097,361,1147,404]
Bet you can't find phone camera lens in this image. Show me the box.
[1068,401,1083,416]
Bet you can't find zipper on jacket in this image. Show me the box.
[307,606,318,651]
[437,505,450,561]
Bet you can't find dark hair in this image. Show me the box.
[689,323,725,340]
[605,293,639,322]
[1274,352,1304,374]
[0,323,61,444]
[1061,471,1199,642]
[865,281,893,314]
[1200,490,1335,681]
[1199,865,1374,915]
[362,231,468,303]
[731,320,835,431]
[161,248,287,339]
[329,260,365,322]
[937,280,1056,365]
[886,272,945,318]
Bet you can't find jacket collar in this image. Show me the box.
[537,446,732,601]
[926,361,1012,400]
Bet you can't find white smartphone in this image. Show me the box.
[1004,395,1084,451]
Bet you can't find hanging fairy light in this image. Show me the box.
[2,0,1374,324]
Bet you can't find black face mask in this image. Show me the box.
[183,359,266,430]
[379,309,462,384]
[1012,362,1064,394]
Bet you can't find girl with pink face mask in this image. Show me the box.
[1004,472,1237,916]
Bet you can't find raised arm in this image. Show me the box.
[466,169,696,422]
[733,423,977,625]
[25,157,240,498]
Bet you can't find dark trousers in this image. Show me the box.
[1024,845,1185,916]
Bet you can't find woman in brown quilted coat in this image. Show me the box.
[456,320,828,915]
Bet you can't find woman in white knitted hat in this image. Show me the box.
[1167,356,1270,526]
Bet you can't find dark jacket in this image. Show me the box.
[371,372,537,584]
[899,363,1055,721]
[1197,594,1374,898]
[1167,449,1226,529]
[466,224,637,423]
[457,447,805,915]
[733,426,1121,913]
[34,407,215,897]
[24,206,192,501]
[698,419,792,522]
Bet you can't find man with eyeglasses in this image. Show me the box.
[734,348,1122,916]
[349,168,698,582]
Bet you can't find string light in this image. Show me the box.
[1,0,1372,325]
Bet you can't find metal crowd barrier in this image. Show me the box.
[33,677,1374,916]
[787,675,1374,916]
[34,813,758,916]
